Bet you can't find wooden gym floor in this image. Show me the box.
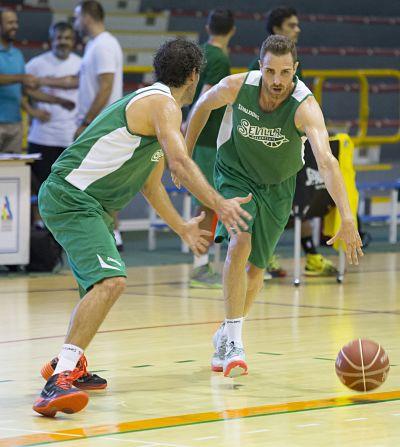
[0,252,399,446]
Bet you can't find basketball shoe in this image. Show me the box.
[33,370,89,417]
[265,255,287,279]
[223,342,248,378]
[211,322,227,372]
[190,264,222,289]
[41,355,107,390]
[305,254,338,276]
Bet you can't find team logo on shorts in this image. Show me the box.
[97,254,122,271]
[237,119,289,148]
[151,149,164,162]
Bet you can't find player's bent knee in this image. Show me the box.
[99,276,126,297]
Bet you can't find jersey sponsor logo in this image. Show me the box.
[97,254,122,271]
[151,149,164,162]
[238,103,260,120]
[237,119,289,148]
[305,167,325,189]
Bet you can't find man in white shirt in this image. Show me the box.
[27,22,81,198]
[74,0,123,138]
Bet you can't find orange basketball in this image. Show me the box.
[335,339,390,392]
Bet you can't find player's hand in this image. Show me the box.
[171,172,181,189]
[327,217,364,265]
[180,211,212,255]
[216,193,252,237]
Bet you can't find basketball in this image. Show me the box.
[335,339,390,392]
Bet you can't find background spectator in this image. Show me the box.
[0,7,38,152]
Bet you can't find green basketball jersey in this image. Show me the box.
[192,43,231,147]
[216,71,312,185]
[50,82,171,212]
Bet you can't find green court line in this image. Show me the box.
[90,370,108,373]
[314,357,336,361]
[174,360,195,363]
[0,380,12,383]
[132,365,153,368]
[257,352,283,356]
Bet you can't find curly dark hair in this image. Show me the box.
[153,38,204,88]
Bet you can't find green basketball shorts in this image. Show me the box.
[38,175,127,295]
[192,145,217,208]
[214,169,296,269]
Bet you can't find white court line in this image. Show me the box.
[246,429,271,434]
[392,413,400,416]
[0,427,82,437]
[193,436,219,440]
[296,423,320,428]
[345,418,368,422]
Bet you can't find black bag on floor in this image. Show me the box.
[26,229,63,272]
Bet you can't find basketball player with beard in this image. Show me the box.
[185,35,363,378]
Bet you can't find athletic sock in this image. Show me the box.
[193,253,209,269]
[53,344,84,375]
[301,236,317,255]
[225,317,244,348]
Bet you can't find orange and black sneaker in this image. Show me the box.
[41,355,107,390]
[33,370,89,417]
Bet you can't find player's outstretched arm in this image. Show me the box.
[141,159,212,255]
[149,95,252,236]
[185,73,245,157]
[297,97,363,265]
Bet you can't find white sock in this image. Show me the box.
[193,253,209,269]
[53,344,84,375]
[225,317,244,348]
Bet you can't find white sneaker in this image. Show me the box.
[223,342,248,378]
[211,323,227,372]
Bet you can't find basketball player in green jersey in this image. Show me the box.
[188,9,235,289]
[32,39,252,417]
[185,35,363,378]
[250,6,338,278]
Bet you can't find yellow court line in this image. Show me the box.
[1,390,400,447]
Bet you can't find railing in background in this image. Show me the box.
[303,69,400,146]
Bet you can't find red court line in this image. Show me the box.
[0,312,365,345]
